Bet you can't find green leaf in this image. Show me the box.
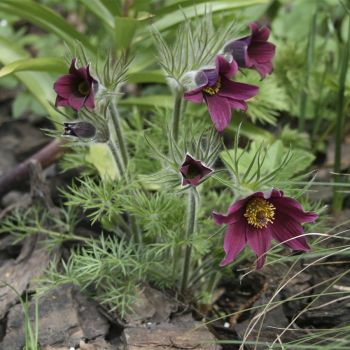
[153,0,270,31]
[0,36,61,122]
[0,0,94,51]
[0,57,66,78]
[86,143,120,181]
[119,95,173,109]
[79,0,115,29]
[127,70,165,84]
[115,16,139,50]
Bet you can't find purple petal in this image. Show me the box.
[55,95,69,107]
[202,69,219,86]
[248,42,276,64]
[68,94,86,111]
[213,198,248,225]
[184,88,204,104]
[271,213,310,251]
[227,99,247,111]
[85,92,95,110]
[215,55,238,79]
[220,221,247,266]
[69,58,78,74]
[247,227,272,269]
[219,77,259,101]
[250,23,270,42]
[53,75,78,98]
[270,197,318,223]
[205,95,232,132]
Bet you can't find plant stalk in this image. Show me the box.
[180,188,197,295]
[108,103,129,167]
[172,91,183,143]
[332,14,350,213]
[298,11,317,132]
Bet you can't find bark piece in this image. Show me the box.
[124,315,219,350]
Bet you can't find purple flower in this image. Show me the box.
[180,154,212,186]
[63,121,96,139]
[54,58,98,111]
[213,189,318,269]
[224,23,276,79]
[184,55,258,132]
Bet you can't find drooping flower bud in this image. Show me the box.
[63,121,96,139]
[180,154,212,186]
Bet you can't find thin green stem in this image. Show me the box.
[332,15,350,213]
[107,140,125,175]
[172,91,183,142]
[180,188,197,295]
[298,11,317,132]
[108,103,128,167]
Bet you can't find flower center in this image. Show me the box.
[186,164,201,179]
[203,77,221,95]
[244,197,275,229]
[78,81,90,96]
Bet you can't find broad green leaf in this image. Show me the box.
[0,36,60,122]
[0,0,94,51]
[119,95,173,109]
[115,16,139,50]
[0,57,66,78]
[153,0,270,31]
[86,143,119,181]
[127,70,165,84]
[79,0,115,29]
[221,140,315,181]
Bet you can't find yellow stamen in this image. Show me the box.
[203,77,221,95]
[244,197,275,229]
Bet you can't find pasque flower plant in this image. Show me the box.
[213,189,318,269]
[54,58,98,111]
[184,55,259,132]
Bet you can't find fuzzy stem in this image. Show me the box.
[332,15,350,213]
[109,103,129,167]
[180,189,197,295]
[107,140,125,175]
[172,91,183,142]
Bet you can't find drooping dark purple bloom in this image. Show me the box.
[213,189,318,269]
[54,58,98,111]
[63,121,96,139]
[224,23,276,79]
[180,154,212,186]
[184,55,258,132]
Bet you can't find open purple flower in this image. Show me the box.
[184,55,258,132]
[213,189,318,269]
[54,58,98,111]
[180,154,212,186]
[224,23,276,79]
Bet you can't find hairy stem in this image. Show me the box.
[180,189,197,295]
[108,103,129,167]
[172,91,183,142]
[333,15,350,213]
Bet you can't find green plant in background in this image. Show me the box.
[0,1,350,349]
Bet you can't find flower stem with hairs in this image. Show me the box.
[172,90,183,142]
[180,188,197,295]
[108,103,129,167]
